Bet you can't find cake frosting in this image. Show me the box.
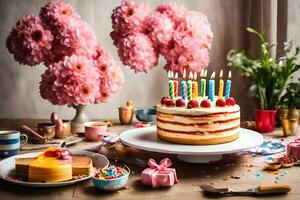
[156,96,240,145]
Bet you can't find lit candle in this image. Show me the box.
[174,72,178,98]
[187,72,193,101]
[208,72,215,102]
[192,72,198,99]
[168,71,174,99]
[181,69,187,100]
[225,71,232,99]
[218,70,224,99]
[200,69,206,97]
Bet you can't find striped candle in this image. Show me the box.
[174,72,178,98]
[208,72,215,102]
[168,71,174,99]
[225,71,232,99]
[181,69,187,100]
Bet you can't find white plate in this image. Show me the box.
[120,127,264,155]
[0,149,109,187]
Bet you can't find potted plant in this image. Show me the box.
[227,28,300,133]
[277,78,300,136]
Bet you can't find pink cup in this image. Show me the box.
[84,121,107,142]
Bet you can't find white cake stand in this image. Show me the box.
[120,126,263,163]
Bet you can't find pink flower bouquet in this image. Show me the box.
[111,0,213,76]
[7,1,124,106]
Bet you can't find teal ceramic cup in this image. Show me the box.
[0,130,28,157]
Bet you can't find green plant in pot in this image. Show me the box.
[277,78,300,136]
[227,27,300,133]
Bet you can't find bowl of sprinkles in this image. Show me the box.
[92,165,130,191]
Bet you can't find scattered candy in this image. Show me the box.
[94,165,128,180]
[136,123,151,128]
[104,120,114,126]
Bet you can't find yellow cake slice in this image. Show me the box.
[15,150,94,183]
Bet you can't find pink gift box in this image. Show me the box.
[287,140,300,160]
[141,158,178,188]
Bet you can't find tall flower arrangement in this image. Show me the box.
[6,1,124,106]
[111,0,213,76]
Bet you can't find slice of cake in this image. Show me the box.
[71,155,93,177]
[15,147,94,182]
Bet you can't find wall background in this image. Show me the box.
[0,0,299,120]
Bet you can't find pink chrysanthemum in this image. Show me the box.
[117,33,158,73]
[50,55,100,106]
[96,65,125,103]
[156,2,187,25]
[39,68,60,105]
[40,1,81,27]
[111,0,152,36]
[40,1,97,63]
[6,14,54,66]
[147,12,174,47]
[92,44,115,78]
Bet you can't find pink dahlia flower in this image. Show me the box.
[92,44,115,78]
[96,65,125,103]
[147,12,174,47]
[50,55,100,106]
[117,33,158,73]
[111,0,152,35]
[39,68,60,105]
[6,14,54,66]
[156,2,187,25]
[40,1,81,28]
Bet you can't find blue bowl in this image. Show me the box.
[135,108,156,123]
[92,166,130,191]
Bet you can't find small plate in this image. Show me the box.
[0,149,109,187]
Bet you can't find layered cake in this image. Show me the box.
[157,97,240,145]
[15,147,93,182]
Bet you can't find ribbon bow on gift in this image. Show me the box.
[146,158,178,188]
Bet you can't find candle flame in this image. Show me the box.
[189,72,193,80]
[167,70,170,79]
[204,69,207,77]
[183,68,186,79]
[193,71,197,80]
[200,69,204,77]
[210,71,215,79]
[171,71,174,79]
[219,70,223,78]
[175,72,178,80]
[228,71,232,79]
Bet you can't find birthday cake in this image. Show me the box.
[15,147,93,182]
[156,70,240,145]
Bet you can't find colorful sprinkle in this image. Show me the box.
[94,165,128,180]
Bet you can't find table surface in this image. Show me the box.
[0,119,299,200]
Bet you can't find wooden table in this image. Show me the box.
[0,119,299,200]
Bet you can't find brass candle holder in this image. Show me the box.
[118,101,134,125]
